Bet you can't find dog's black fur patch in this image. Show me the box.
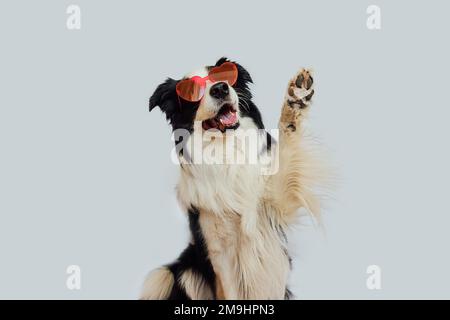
[166,207,216,300]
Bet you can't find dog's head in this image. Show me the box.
[149,58,265,132]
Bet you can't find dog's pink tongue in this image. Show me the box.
[219,110,237,126]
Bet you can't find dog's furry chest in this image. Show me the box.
[177,164,290,299]
[177,162,264,223]
[198,205,290,299]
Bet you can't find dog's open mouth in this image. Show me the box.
[202,104,239,131]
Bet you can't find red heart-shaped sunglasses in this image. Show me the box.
[176,62,238,102]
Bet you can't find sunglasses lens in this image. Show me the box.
[176,63,238,102]
[176,78,205,102]
[209,62,238,86]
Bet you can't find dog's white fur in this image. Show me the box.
[141,68,321,300]
[141,267,174,300]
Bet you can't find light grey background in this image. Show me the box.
[0,0,449,299]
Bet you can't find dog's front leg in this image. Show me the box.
[269,69,319,222]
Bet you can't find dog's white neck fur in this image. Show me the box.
[177,116,265,233]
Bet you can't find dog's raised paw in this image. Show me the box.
[287,69,314,109]
[280,69,314,133]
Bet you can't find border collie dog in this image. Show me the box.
[141,58,321,300]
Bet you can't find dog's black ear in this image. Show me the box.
[234,62,253,85]
[215,57,229,67]
[149,78,177,112]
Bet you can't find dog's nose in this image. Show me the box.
[209,82,229,99]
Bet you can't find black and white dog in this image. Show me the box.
[141,58,320,300]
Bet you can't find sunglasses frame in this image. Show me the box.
[175,62,238,102]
